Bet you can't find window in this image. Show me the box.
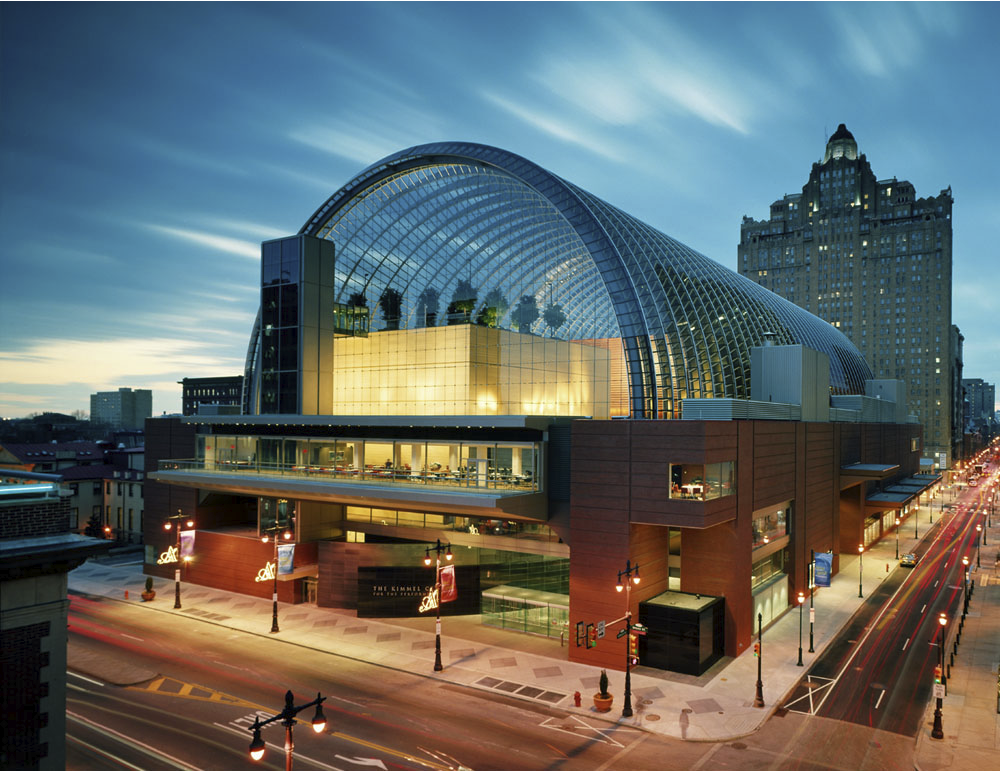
[752,506,789,549]
[670,462,735,501]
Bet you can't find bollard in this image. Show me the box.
[573,690,582,708]
[124,589,129,599]
[886,563,889,573]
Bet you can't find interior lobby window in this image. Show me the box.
[670,461,735,500]
[752,506,789,549]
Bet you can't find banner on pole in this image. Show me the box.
[179,530,196,560]
[277,543,295,575]
[440,564,457,602]
[814,552,832,587]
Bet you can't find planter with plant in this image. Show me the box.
[141,576,156,602]
[593,669,613,712]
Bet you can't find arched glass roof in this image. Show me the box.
[295,142,871,418]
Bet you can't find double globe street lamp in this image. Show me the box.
[249,689,326,770]
[615,559,640,718]
[163,509,194,609]
[261,523,294,633]
[423,539,452,672]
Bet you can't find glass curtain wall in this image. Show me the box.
[197,435,542,492]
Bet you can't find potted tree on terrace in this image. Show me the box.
[141,576,156,602]
[593,669,613,712]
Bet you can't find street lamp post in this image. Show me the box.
[615,559,641,718]
[753,612,764,708]
[261,523,293,634]
[895,517,900,559]
[796,591,805,666]
[931,613,946,739]
[164,509,194,609]
[858,543,864,598]
[961,555,970,612]
[808,549,815,653]
[248,689,326,771]
[423,539,452,672]
[976,524,982,567]
[914,504,918,538]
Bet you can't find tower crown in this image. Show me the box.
[823,123,858,162]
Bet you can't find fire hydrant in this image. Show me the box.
[573,690,582,707]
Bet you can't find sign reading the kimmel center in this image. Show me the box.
[357,566,480,618]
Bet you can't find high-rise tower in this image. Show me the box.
[739,125,958,467]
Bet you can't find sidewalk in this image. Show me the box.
[69,498,998,761]
[913,503,1000,770]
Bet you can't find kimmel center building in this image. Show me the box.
[145,143,938,676]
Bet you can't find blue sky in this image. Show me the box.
[1,2,998,418]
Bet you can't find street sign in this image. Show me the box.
[933,683,945,699]
[616,628,628,639]
[597,620,606,639]
[632,623,648,635]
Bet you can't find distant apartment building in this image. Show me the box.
[739,124,959,468]
[0,440,144,542]
[179,375,243,416]
[90,387,152,430]
[963,377,997,431]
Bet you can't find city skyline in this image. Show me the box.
[1,2,998,419]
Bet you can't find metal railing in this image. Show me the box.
[157,459,539,494]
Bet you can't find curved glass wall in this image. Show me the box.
[246,142,872,417]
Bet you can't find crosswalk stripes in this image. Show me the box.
[782,675,837,715]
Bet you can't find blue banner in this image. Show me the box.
[277,543,295,575]
[814,552,832,587]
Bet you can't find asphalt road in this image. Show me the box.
[781,481,988,736]
[67,596,709,771]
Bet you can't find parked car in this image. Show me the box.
[900,553,918,567]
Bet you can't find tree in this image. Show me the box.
[347,291,367,309]
[511,294,539,333]
[447,279,478,324]
[416,286,440,327]
[543,301,566,336]
[378,287,402,331]
[83,510,104,538]
[476,288,509,328]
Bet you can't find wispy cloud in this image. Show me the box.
[827,3,961,78]
[146,224,260,259]
[481,93,627,162]
[0,337,242,387]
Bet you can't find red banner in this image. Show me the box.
[440,564,457,603]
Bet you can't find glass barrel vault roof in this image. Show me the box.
[292,141,871,418]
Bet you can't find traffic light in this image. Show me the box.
[753,641,760,657]
[586,623,596,649]
[629,633,639,668]
[933,665,942,684]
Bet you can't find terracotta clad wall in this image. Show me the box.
[568,421,635,670]
[181,530,317,603]
[143,417,198,579]
[750,422,797,506]
[801,423,837,588]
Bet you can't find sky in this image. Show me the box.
[1,2,998,419]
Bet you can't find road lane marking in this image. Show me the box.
[68,671,106,687]
[874,689,886,709]
[920,604,926,613]
[121,633,144,642]
[902,638,910,651]
[538,715,632,747]
[68,710,201,770]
